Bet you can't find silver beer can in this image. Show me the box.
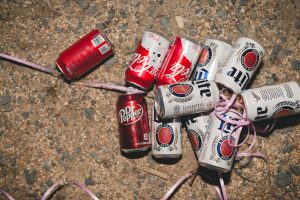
[214,37,265,94]
[240,81,300,121]
[155,80,219,118]
[193,39,233,81]
[185,114,210,158]
[151,106,182,158]
[198,110,243,173]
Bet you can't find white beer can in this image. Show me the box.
[193,39,233,81]
[185,114,210,158]
[199,110,243,173]
[214,37,265,94]
[155,80,219,118]
[240,81,300,121]
[151,106,182,158]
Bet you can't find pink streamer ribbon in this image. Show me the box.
[0,53,56,75]
[41,181,99,200]
[0,181,99,200]
[77,80,145,94]
[0,189,15,200]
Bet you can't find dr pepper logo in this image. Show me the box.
[119,104,143,125]
[241,49,259,71]
[217,136,235,160]
[156,124,175,147]
[198,46,212,67]
[169,83,193,98]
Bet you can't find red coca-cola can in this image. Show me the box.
[117,93,151,153]
[125,31,170,90]
[156,36,202,86]
[56,29,114,81]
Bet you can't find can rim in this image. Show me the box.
[179,35,200,46]
[101,32,114,48]
[204,37,233,47]
[144,30,170,42]
[236,37,265,53]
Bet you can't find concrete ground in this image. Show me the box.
[0,0,299,199]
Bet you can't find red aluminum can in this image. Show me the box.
[125,31,170,90]
[156,36,202,86]
[117,93,151,153]
[56,29,114,81]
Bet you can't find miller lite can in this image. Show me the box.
[155,80,219,118]
[117,93,151,153]
[240,81,300,121]
[151,106,182,158]
[56,29,114,81]
[156,36,202,86]
[185,114,210,158]
[214,37,265,94]
[125,31,170,90]
[199,110,243,173]
[193,39,233,81]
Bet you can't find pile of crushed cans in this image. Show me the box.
[1,28,300,199]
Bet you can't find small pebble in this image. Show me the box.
[0,94,10,106]
[291,60,300,70]
[282,144,295,153]
[85,177,96,185]
[280,37,287,43]
[61,117,68,127]
[295,17,300,29]
[276,172,292,187]
[24,169,37,185]
[217,9,227,20]
[96,23,107,30]
[147,175,157,184]
[84,108,95,120]
[175,16,184,29]
[3,103,12,112]
[22,111,30,119]
[75,0,89,10]
[270,45,282,63]
[75,147,81,154]
[289,165,300,176]
[119,9,127,19]
[160,16,170,31]
[240,0,248,6]
[281,49,292,56]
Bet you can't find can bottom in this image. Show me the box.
[121,146,150,153]
[199,161,229,173]
[152,154,181,159]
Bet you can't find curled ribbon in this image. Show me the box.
[0,189,15,200]
[0,181,100,200]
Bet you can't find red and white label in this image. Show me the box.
[119,104,143,125]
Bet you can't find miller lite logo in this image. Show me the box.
[169,83,193,98]
[217,136,236,160]
[271,101,299,118]
[241,49,259,71]
[198,46,212,67]
[119,104,143,125]
[156,124,175,147]
[187,129,202,151]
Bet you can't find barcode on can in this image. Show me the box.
[99,44,110,54]
[91,35,105,47]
